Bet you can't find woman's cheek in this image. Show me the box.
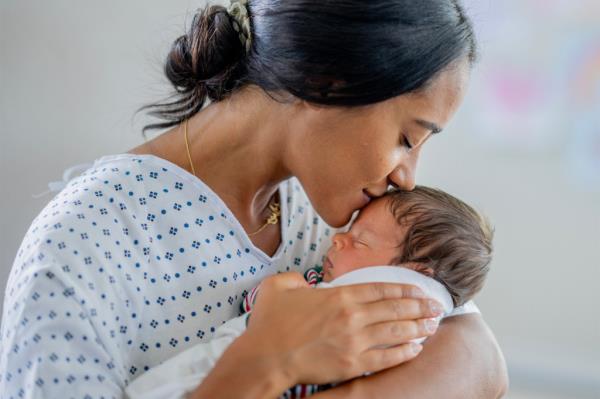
[365,152,398,183]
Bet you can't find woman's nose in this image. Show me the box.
[389,154,418,191]
[389,167,416,191]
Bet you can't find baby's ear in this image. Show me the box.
[402,262,435,277]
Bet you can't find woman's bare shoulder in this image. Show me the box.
[127,126,189,172]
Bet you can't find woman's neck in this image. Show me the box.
[129,85,295,255]
[188,87,292,221]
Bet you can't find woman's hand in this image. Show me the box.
[243,271,443,386]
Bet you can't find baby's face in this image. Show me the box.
[322,197,405,282]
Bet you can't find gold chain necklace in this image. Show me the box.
[183,118,280,236]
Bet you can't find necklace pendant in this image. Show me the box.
[266,201,280,225]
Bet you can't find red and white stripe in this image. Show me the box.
[241,285,260,312]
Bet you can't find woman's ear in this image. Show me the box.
[300,98,327,112]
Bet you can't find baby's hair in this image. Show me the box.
[386,186,494,307]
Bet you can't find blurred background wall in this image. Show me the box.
[1,1,599,398]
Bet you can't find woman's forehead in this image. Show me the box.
[386,60,470,126]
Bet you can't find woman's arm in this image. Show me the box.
[0,263,126,398]
[313,313,509,399]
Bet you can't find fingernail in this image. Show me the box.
[411,343,423,355]
[425,318,439,333]
[429,300,443,315]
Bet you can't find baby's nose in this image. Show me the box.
[332,233,347,250]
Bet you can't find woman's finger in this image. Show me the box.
[360,318,439,349]
[358,297,443,326]
[339,282,427,305]
[359,342,423,374]
[260,271,310,290]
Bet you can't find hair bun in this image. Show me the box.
[165,34,195,93]
[139,4,250,133]
[165,5,247,96]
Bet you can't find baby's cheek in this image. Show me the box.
[331,267,346,279]
[333,256,363,277]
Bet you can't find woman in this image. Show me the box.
[0,0,507,398]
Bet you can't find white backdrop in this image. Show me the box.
[1,1,599,398]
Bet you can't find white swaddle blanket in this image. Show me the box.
[317,266,455,320]
[125,266,479,399]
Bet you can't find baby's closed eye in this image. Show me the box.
[352,238,368,247]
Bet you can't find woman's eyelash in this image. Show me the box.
[402,136,413,149]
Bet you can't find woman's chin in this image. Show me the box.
[310,191,361,227]
[320,209,354,228]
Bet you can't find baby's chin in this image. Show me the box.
[322,268,336,283]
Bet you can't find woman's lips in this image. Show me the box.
[361,189,372,206]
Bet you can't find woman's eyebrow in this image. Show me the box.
[415,118,442,134]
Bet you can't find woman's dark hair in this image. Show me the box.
[138,0,477,134]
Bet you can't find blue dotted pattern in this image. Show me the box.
[0,154,339,398]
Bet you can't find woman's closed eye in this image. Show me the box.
[402,135,413,150]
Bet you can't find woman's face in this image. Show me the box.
[287,59,470,228]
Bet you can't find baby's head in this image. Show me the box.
[322,186,494,306]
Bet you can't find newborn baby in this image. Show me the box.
[125,186,494,399]
[244,185,493,312]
